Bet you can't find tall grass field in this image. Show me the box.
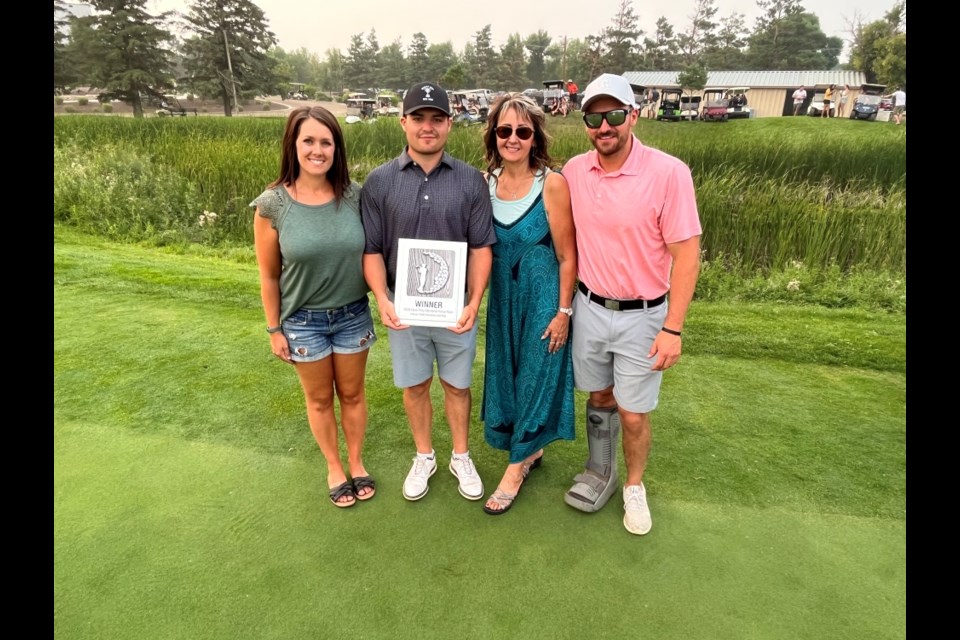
[54,114,906,640]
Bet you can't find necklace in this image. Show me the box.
[500,172,533,200]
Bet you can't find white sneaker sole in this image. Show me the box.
[449,463,484,501]
[402,464,437,501]
[623,514,652,535]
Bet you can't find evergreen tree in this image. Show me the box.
[426,42,458,86]
[642,17,679,71]
[497,33,528,89]
[677,0,719,65]
[602,0,643,73]
[180,0,277,116]
[407,33,430,86]
[707,14,749,70]
[377,39,408,91]
[524,31,551,87]
[469,25,498,87]
[73,0,176,118]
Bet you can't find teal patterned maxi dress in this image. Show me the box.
[481,171,575,463]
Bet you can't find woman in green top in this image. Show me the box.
[252,106,377,509]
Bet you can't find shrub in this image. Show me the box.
[65,106,77,113]
[55,96,64,105]
[315,92,331,102]
[78,98,89,106]
[101,104,113,113]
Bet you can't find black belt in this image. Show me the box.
[578,282,666,311]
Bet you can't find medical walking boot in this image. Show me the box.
[564,403,620,512]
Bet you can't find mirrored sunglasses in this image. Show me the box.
[582,108,631,129]
[495,125,534,140]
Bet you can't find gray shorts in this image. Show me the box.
[388,322,479,389]
[571,287,668,413]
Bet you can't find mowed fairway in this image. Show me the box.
[54,228,905,639]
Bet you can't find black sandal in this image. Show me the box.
[352,475,376,501]
[328,480,356,508]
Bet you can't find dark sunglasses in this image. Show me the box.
[582,108,631,129]
[495,125,534,140]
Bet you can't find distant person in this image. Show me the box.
[566,79,579,110]
[891,87,906,124]
[837,84,851,118]
[251,106,377,509]
[479,93,577,515]
[646,88,660,119]
[822,84,835,118]
[564,73,702,535]
[361,81,497,502]
[792,86,807,116]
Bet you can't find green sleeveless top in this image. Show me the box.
[250,183,368,321]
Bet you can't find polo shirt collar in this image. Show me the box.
[587,134,644,177]
[398,147,454,171]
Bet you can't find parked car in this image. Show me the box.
[700,88,729,122]
[726,87,752,119]
[656,88,683,121]
[849,83,887,121]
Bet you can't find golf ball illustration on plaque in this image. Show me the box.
[395,238,466,327]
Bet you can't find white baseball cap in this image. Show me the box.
[581,73,639,111]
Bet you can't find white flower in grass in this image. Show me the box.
[198,210,219,227]
[790,260,803,269]
[786,279,800,292]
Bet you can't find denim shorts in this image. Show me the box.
[282,297,377,363]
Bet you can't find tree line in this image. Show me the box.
[53,0,906,118]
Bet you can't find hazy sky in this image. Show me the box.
[148,0,887,58]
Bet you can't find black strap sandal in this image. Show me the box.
[352,475,376,501]
[329,480,356,508]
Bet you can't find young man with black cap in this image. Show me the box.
[361,81,497,503]
[562,73,702,535]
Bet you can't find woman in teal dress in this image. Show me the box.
[480,93,578,514]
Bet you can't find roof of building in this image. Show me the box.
[622,70,866,89]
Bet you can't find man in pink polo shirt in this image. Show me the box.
[562,73,702,536]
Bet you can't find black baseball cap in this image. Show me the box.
[402,82,451,116]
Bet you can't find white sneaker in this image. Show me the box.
[623,483,652,535]
[449,454,484,501]
[403,455,437,501]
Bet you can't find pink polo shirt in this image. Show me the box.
[564,135,701,300]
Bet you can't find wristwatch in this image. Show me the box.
[558,307,573,317]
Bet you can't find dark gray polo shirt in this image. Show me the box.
[361,148,496,290]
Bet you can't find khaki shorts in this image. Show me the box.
[571,287,667,414]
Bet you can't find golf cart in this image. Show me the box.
[287,83,309,100]
[806,84,832,117]
[345,94,377,122]
[542,80,569,116]
[700,88,729,121]
[656,88,683,121]
[726,87,752,118]
[849,83,887,121]
[450,90,491,121]
[156,94,196,117]
[679,94,701,121]
[376,94,400,116]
